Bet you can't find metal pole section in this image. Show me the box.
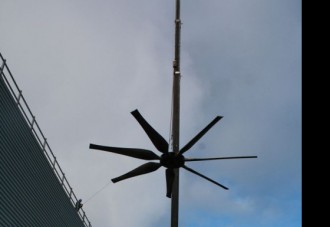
[171,0,181,227]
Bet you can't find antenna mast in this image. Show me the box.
[171,0,181,226]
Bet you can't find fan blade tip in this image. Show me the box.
[131,109,139,115]
[111,178,117,183]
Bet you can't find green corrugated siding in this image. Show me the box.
[0,75,85,227]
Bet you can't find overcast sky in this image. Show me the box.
[1,0,301,226]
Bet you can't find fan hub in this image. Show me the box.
[160,152,185,169]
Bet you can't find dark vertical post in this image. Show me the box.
[171,0,181,227]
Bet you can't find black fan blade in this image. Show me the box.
[185,156,258,162]
[89,143,160,160]
[182,165,228,190]
[131,109,168,153]
[179,116,222,154]
[165,168,175,198]
[112,162,161,183]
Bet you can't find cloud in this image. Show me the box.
[1,0,301,226]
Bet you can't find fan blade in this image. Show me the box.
[131,109,168,153]
[182,165,228,190]
[112,162,161,183]
[89,143,160,160]
[165,169,175,198]
[180,116,222,154]
[185,156,258,162]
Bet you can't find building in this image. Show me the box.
[0,53,92,226]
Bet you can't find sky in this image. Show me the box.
[0,0,301,226]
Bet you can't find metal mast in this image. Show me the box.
[171,0,181,226]
[89,1,257,226]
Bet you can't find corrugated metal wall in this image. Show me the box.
[0,75,85,226]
